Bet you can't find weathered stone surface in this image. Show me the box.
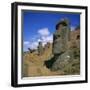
[51,49,79,71]
[53,19,70,54]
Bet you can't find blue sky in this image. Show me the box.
[22,10,80,51]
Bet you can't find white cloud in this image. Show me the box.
[41,34,53,46]
[24,41,29,45]
[38,28,50,36]
[37,39,42,42]
[46,34,53,43]
[24,28,53,51]
[71,26,75,31]
[23,41,30,51]
[41,34,53,44]
[38,28,53,45]
[29,41,38,50]
[24,41,39,51]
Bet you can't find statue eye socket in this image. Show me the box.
[58,35,60,37]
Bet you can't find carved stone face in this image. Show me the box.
[53,20,70,55]
[56,24,63,32]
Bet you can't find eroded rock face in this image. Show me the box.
[51,48,80,70]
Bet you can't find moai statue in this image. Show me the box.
[28,48,32,53]
[38,42,43,55]
[53,18,70,55]
[45,19,71,70]
[45,42,50,49]
[47,42,50,48]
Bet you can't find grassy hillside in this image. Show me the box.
[22,30,80,77]
[22,44,64,77]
